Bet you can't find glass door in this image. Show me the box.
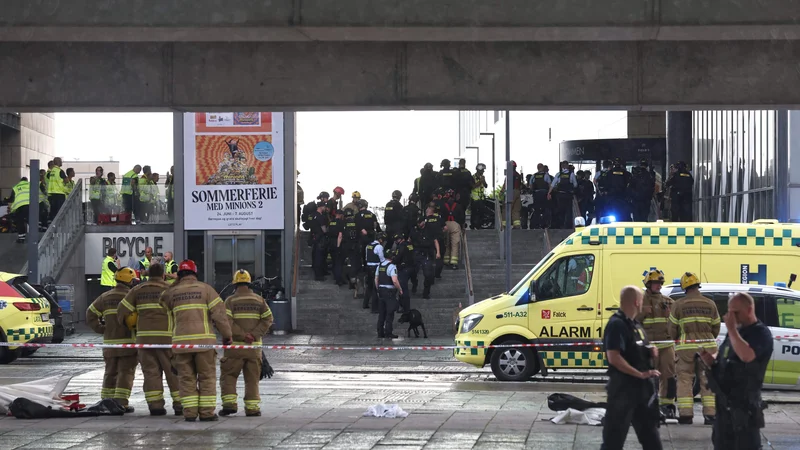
[207,232,262,293]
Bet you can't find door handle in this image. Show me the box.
[605,305,619,311]
[577,306,594,311]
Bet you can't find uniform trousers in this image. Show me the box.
[377,288,399,337]
[175,351,218,420]
[601,381,663,450]
[676,349,716,417]
[220,355,262,413]
[364,264,379,311]
[712,405,763,450]
[443,221,461,265]
[139,348,182,412]
[101,353,138,407]
[655,345,676,406]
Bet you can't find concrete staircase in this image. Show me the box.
[294,232,468,337]
[468,228,576,302]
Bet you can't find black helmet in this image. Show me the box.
[440,159,451,168]
[476,163,486,171]
[358,199,369,208]
[392,190,402,200]
[376,232,387,242]
[316,201,327,208]
[393,233,404,241]
[344,209,355,218]
[318,191,330,200]
[640,158,649,166]
[613,157,622,165]
[423,162,433,170]
[384,248,397,260]
[409,193,419,202]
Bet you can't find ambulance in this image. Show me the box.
[0,272,54,364]
[455,219,800,381]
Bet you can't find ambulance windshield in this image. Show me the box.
[509,252,554,296]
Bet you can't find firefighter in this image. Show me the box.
[117,263,181,416]
[220,269,273,417]
[355,199,381,271]
[441,189,465,269]
[668,272,720,425]
[470,164,488,230]
[636,269,677,419]
[343,191,361,215]
[160,260,233,422]
[86,267,137,413]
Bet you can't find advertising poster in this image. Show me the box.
[184,112,284,230]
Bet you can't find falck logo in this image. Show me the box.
[541,310,551,320]
[0,300,6,310]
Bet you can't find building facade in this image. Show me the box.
[0,113,56,197]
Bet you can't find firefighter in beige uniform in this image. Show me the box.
[220,270,274,417]
[117,263,182,416]
[86,267,137,412]
[160,259,232,422]
[668,272,720,425]
[636,269,677,419]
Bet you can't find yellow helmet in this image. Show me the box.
[680,272,701,290]
[352,191,361,199]
[643,269,665,286]
[115,267,136,285]
[125,312,138,331]
[233,269,251,285]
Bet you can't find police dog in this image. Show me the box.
[398,309,427,338]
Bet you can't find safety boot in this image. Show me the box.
[353,279,361,299]
[173,406,183,416]
[124,406,135,414]
[149,408,167,416]
[703,415,715,426]
[219,408,237,417]
[411,283,418,294]
[660,405,676,420]
[422,285,431,300]
[246,411,261,417]
[199,414,219,422]
[677,416,693,425]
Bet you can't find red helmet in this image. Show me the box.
[334,186,345,195]
[178,259,198,274]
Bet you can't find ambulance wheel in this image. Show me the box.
[20,348,38,357]
[0,330,18,364]
[490,341,538,381]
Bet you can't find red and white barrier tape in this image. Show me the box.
[0,335,796,351]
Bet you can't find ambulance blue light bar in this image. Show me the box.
[599,216,616,224]
[775,282,787,288]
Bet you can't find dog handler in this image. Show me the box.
[375,248,402,339]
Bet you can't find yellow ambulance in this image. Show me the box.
[455,220,800,381]
[0,272,54,364]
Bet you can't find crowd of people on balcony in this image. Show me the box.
[87,164,176,224]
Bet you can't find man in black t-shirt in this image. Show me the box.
[601,286,663,450]
[699,292,773,450]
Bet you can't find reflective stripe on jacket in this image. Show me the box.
[86,285,136,357]
[100,256,117,287]
[118,280,172,345]
[10,180,29,213]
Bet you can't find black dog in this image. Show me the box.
[398,309,427,338]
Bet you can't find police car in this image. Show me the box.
[662,282,800,390]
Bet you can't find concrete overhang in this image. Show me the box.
[3,0,800,42]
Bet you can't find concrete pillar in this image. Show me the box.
[627,111,666,139]
[785,111,800,222]
[666,111,693,169]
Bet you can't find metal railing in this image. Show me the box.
[82,178,174,224]
[462,228,475,305]
[24,179,85,283]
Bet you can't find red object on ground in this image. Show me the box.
[96,214,112,224]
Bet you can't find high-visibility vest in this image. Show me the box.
[139,257,150,281]
[165,260,177,284]
[120,170,136,195]
[104,183,119,207]
[89,177,105,200]
[47,167,65,197]
[63,179,75,194]
[100,256,117,287]
[471,174,485,200]
[10,181,30,213]
[139,176,157,203]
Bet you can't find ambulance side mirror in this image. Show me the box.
[529,280,538,300]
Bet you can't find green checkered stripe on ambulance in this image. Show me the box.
[6,326,52,342]
[564,226,800,247]
[455,340,487,356]
[540,351,606,368]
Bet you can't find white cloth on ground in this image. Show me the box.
[550,407,605,426]
[363,403,409,419]
[0,376,73,414]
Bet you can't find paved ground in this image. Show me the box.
[1,330,799,449]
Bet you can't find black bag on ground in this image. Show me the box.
[547,393,607,412]
[9,398,126,419]
[260,350,275,380]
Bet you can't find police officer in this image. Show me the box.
[419,163,438,205]
[630,160,655,222]
[86,267,138,413]
[601,285,663,450]
[355,199,381,267]
[607,158,632,222]
[384,190,405,239]
[666,161,694,222]
[637,269,677,419]
[500,161,523,229]
[455,159,472,212]
[220,269,273,417]
[117,263,181,416]
[327,209,346,286]
[576,170,595,224]
[548,161,578,229]
[393,233,416,310]
[470,164,488,229]
[413,206,442,299]
[440,190,465,269]
[436,159,456,192]
[309,201,329,282]
[425,203,447,278]
[363,232,387,312]
[699,292,773,450]
[669,272,720,425]
[160,260,233,422]
[529,164,552,229]
[402,193,421,238]
[343,209,363,297]
[594,160,612,219]
[375,248,401,339]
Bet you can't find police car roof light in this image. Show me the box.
[599,216,616,224]
[775,282,788,288]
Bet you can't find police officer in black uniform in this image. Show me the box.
[601,285,663,450]
[402,193,421,239]
[630,160,655,222]
[576,170,595,223]
[699,292,773,450]
[607,158,632,222]
[308,202,329,282]
[666,161,694,222]
[343,209,363,297]
[419,163,437,205]
[425,204,446,279]
[375,248,401,339]
[384,190,405,241]
[530,164,552,229]
[326,210,346,286]
[548,161,578,229]
[411,207,441,299]
[455,159,472,213]
[363,232,386,312]
[594,160,612,219]
[355,199,381,271]
[393,233,416,311]
[436,159,456,193]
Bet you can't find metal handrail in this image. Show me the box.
[462,228,475,305]
[23,179,85,283]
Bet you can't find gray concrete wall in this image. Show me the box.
[4,41,800,111]
[627,111,666,139]
[0,113,55,196]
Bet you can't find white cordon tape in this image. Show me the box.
[0,335,798,351]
